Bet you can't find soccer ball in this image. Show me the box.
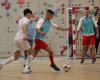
[63,64,70,72]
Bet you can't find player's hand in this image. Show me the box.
[34,17,38,21]
[75,31,79,40]
[40,32,46,36]
[23,37,28,41]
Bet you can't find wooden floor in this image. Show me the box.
[0,58,100,80]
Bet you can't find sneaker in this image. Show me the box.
[23,68,31,74]
[28,68,32,73]
[50,64,60,71]
[0,64,3,70]
[92,59,96,64]
[80,59,84,64]
[70,53,73,57]
[24,64,32,72]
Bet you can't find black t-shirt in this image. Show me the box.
[97,21,100,35]
[97,21,100,29]
[97,21,100,38]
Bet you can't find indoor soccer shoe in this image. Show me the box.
[23,65,32,73]
[80,59,84,64]
[23,68,30,74]
[23,67,32,74]
[50,64,60,71]
[92,59,96,64]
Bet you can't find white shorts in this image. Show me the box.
[15,39,31,51]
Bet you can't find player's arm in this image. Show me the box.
[76,18,83,39]
[92,17,99,38]
[36,28,45,36]
[35,19,45,36]
[51,21,69,31]
[34,17,38,22]
[21,24,28,40]
[56,26,69,31]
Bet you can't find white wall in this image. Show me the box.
[0,0,100,57]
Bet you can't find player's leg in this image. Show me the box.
[80,35,89,64]
[23,49,33,73]
[44,47,60,71]
[0,38,27,70]
[0,50,21,70]
[80,46,87,63]
[33,49,40,58]
[90,47,96,64]
[35,39,56,66]
[34,39,54,60]
[32,39,41,58]
[60,46,67,56]
[33,39,60,71]
[12,40,33,73]
[63,45,72,71]
[23,39,33,68]
[24,50,28,60]
[24,49,40,71]
[23,48,40,72]
[90,35,96,64]
[28,39,33,48]
[24,39,33,60]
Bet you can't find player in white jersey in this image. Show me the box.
[0,8,33,74]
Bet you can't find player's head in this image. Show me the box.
[23,8,32,19]
[84,8,90,17]
[45,9,55,20]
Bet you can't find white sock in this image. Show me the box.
[66,46,72,65]
[73,55,77,59]
[25,55,33,69]
[2,56,15,65]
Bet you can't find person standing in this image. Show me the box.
[76,8,99,64]
[95,16,100,53]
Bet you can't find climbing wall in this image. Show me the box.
[0,0,100,58]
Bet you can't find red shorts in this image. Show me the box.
[34,39,48,50]
[82,35,95,46]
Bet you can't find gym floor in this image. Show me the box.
[0,57,100,80]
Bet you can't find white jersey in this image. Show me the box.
[15,17,29,41]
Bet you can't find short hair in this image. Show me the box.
[84,7,89,10]
[23,8,32,16]
[46,9,55,15]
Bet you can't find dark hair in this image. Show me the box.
[47,9,55,15]
[84,7,89,10]
[23,8,32,16]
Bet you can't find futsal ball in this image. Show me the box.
[63,64,70,72]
